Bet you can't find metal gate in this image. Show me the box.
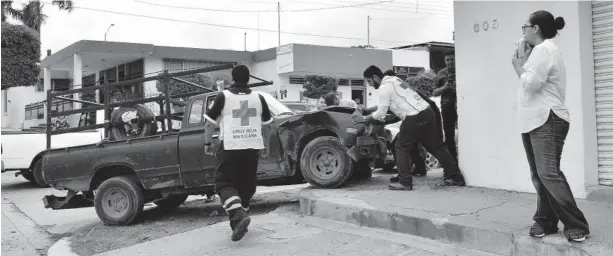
[593,1,613,186]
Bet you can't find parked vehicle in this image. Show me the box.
[1,128,102,187]
[41,66,397,226]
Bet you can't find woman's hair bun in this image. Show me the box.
[555,16,565,30]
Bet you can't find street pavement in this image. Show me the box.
[95,206,491,256]
[0,172,308,255]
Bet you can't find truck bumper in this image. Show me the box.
[43,191,94,210]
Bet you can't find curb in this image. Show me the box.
[298,189,613,256]
[48,237,80,256]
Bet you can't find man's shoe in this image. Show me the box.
[389,175,399,183]
[443,175,466,187]
[388,183,413,190]
[529,223,558,238]
[231,216,251,241]
[565,230,589,242]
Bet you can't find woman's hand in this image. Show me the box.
[512,49,528,77]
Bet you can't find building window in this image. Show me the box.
[350,79,364,87]
[289,76,305,84]
[52,79,71,91]
[338,79,349,86]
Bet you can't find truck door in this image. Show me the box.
[257,117,287,180]
[178,97,218,188]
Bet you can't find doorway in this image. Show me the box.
[351,89,365,105]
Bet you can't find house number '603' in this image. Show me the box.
[475,19,499,33]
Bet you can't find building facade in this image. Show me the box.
[454,0,612,198]
[1,41,393,129]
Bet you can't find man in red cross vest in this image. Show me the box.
[203,65,273,241]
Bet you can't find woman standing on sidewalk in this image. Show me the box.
[511,10,590,242]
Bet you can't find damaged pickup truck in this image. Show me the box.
[42,65,397,226]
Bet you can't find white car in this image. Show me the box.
[1,120,103,187]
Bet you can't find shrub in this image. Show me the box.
[302,75,338,99]
[1,22,41,90]
[407,70,437,97]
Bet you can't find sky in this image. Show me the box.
[6,0,454,55]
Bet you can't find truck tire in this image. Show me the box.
[154,194,188,209]
[32,159,49,188]
[110,104,157,141]
[94,176,145,226]
[21,170,35,183]
[300,136,353,188]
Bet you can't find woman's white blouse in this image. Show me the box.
[518,39,570,133]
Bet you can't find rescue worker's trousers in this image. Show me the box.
[214,143,259,229]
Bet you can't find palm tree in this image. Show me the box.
[1,0,73,33]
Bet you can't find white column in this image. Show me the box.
[43,67,51,121]
[73,54,82,109]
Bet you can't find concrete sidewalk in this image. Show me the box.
[299,171,613,256]
[93,206,494,256]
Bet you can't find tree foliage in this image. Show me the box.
[406,70,437,97]
[302,75,338,99]
[1,22,41,90]
[2,1,74,32]
[155,72,232,102]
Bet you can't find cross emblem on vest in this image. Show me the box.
[232,100,257,126]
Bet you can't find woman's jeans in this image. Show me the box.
[521,111,589,233]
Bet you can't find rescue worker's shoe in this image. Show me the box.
[443,175,466,187]
[388,183,413,191]
[564,229,589,242]
[389,175,399,183]
[231,215,251,241]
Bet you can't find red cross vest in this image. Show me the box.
[219,90,265,150]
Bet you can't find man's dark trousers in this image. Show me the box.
[395,107,461,186]
[521,111,589,234]
[409,97,443,174]
[441,100,458,158]
[214,142,259,229]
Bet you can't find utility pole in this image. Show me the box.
[244,32,247,51]
[277,2,281,46]
[367,16,370,46]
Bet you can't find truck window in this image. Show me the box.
[188,99,204,124]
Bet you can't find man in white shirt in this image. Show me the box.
[322,92,359,108]
[352,65,466,190]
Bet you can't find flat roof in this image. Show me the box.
[391,41,454,50]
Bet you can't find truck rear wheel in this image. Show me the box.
[154,194,188,209]
[32,159,49,188]
[300,136,353,188]
[94,176,145,226]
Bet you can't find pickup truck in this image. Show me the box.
[1,128,102,187]
[42,91,397,226]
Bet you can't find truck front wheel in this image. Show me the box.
[94,176,145,226]
[300,136,353,188]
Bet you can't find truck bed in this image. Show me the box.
[44,132,181,192]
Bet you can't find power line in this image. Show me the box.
[31,2,423,44]
[134,0,393,13]
[243,0,452,17]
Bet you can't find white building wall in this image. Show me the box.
[143,57,164,115]
[392,49,431,70]
[246,59,287,97]
[454,1,596,198]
